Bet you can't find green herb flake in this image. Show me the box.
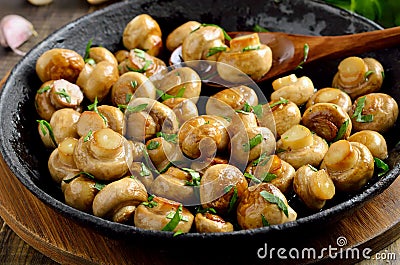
[146,140,160,150]
[352,96,374,123]
[140,162,151,177]
[173,230,184,237]
[252,104,263,118]
[374,157,389,177]
[162,205,184,232]
[200,23,232,41]
[269,98,289,108]
[221,116,232,122]
[85,58,96,65]
[261,172,277,182]
[243,133,263,152]
[156,87,186,101]
[55,88,71,103]
[226,186,238,213]
[364,70,374,80]
[197,207,217,214]
[261,214,270,226]
[133,48,146,60]
[308,164,318,172]
[207,46,227,57]
[156,132,178,143]
[125,93,133,104]
[332,119,349,142]
[243,102,252,112]
[142,194,158,208]
[37,85,51,94]
[260,190,289,217]
[37,120,57,146]
[242,45,260,52]
[295,43,309,70]
[130,80,138,89]
[183,168,201,186]
[381,71,385,79]
[83,130,93,142]
[84,38,93,61]
[252,153,269,166]
[253,24,269,32]
[94,182,106,191]
[244,172,262,184]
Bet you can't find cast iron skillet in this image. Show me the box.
[1,0,400,261]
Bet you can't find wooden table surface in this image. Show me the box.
[0,0,399,264]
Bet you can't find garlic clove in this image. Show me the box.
[0,14,37,56]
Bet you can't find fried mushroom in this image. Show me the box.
[306,87,352,112]
[63,175,99,213]
[166,21,201,52]
[348,130,388,160]
[271,74,314,106]
[195,212,233,233]
[50,108,81,144]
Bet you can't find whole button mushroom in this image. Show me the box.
[86,46,118,66]
[134,196,194,233]
[49,79,84,110]
[332,56,384,99]
[320,140,374,192]
[49,108,81,144]
[246,155,295,194]
[125,110,157,141]
[271,74,315,106]
[76,111,108,138]
[230,126,276,168]
[35,81,57,121]
[306,87,352,113]
[162,97,199,126]
[166,21,201,52]
[293,165,335,210]
[237,183,297,229]
[145,137,178,171]
[195,212,233,233]
[36,48,85,83]
[348,130,388,160]
[122,14,163,57]
[119,48,166,77]
[76,60,119,102]
[276,125,329,169]
[200,164,248,215]
[92,176,148,223]
[217,33,273,82]
[154,67,202,103]
[74,128,133,181]
[302,103,352,142]
[111,71,156,106]
[63,175,99,214]
[48,137,80,184]
[349,93,399,133]
[97,105,124,135]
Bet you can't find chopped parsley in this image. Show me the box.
[269,97,289,108]
[94,182,106,191]
[87,96,108,125]
[37,120,57,146]
[162,204,186,231]
[253,24,269,32]
[156,87,186,101]
[37,85,51,94]
[260,190,289,217]
[142,195,158,208]
[374,157,389,177]
[332,119,349,142]
[295,43,309,70]
[243,133,263,152]
[126,93,133,104]
[207,46,227,57]
[83,130,93,142]
[198,23,232,41]
[244,172,262,184]
[119,103,148,113]
[55,88,71,103]
[242,45,260,52]
[183,168,201,186]
[146,140,160,150]
[261,214,270,226]
[308,164,318,172]
[252,153,270,166]
[83,38,94,64]
[140,162,151,177]
[156,132,178,143]
[364,70,374,80]
[352,96,374,123]
[224,185,238,213]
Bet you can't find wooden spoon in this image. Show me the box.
[170,26,400,82]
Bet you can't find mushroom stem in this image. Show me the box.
[323,140,358,170]
[280,125,313,150]
[309,169,335,200]
[338,57,368,85]
[90,128,124,159]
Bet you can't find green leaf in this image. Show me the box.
[364,70,374,80]
[142,194,158,208]
[227,186,238,213]
[261,214,270,226]
[87,96,108,125]
[140,162,151,177]
[374,157,389,177]
[207,46,227,57]
[119,103,148,113]
[308,164,318,172]
[260,190,289,217]
[94,182,106,191]
[242,45,260,52]
[269,98,289,108]
[352,96,374,123]
[37,85,51,94]
[156,87,186,101]
[244,172,262,184]
[261,172,277,182]
[146,140,160,150]
[162,205,184,231]
[196,207,217,214]
[253,24,269,32]
[37,120,57,146]
[55,88,71,103]
[83,130,92,142]
[295,43,309,70]
[243,133,263,152]
[173,230,184,237]
[183,168,201,186]
[332,119,349,142]
[252,104,264,118]
[84,39,93,60]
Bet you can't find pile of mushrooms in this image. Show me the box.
[34,13,398,235]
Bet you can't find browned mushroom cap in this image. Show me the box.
[306,87,352,113]
[150,167,198,205]
[246,155,295,194]
[258,98,301,138]
[111,71,156,106]
[302,103,352,142]
[332,57,384,99]
[217,33,272,82]
[349,93,399,133]
[195,212,234,233]
[92,176,148,222]
[206,85,259,115]
[50,108,81,144]
[348,130,388,160]
[122,14,163,57]
[230,126,276,168]
[119,48,166,77]
[276,125,329,169]
[271,74,314,106]
[166,21,201,52]
[76,111,108,138]
[178,115,229,159]
[236,183,297,229]
[97,105,124,135]
[36,48,85,83]
[321,140,374,192]
[181,25,227,62]
[200,164,248,215]
[162,97,199,125]
[74,128,133,181]
[114,50,130,64]
[154,67,201,103]
[76,61,119,102]
[48,137,80,184]
[293,165,335,210]
[63,175,99,213]
[35,81,57,121]
[87,47,118,66]
[134,196,194,232]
